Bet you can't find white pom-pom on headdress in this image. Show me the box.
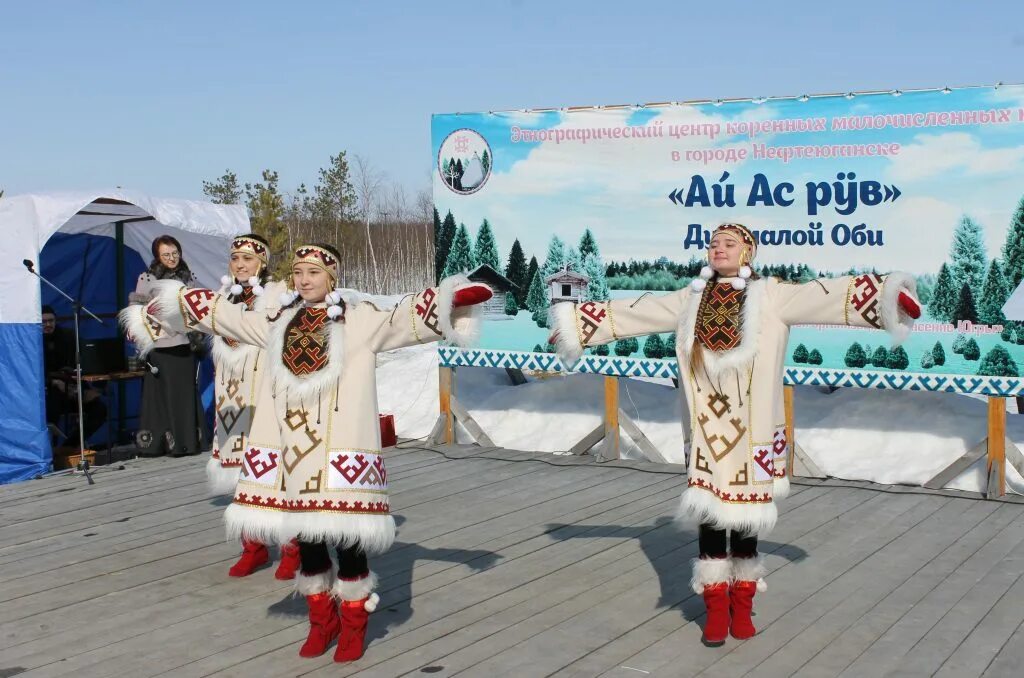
[279,290,299,307]
[248,276,264,296]
[230,283,243,296]
[739,265,752,279]
[690,277,708,292]
[325,290,343,306]
[221,275,232,286]
[730,277,747,290]
[699,266,714,280]
[327,304,343,319]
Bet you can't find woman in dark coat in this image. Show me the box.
[128,235,209,457]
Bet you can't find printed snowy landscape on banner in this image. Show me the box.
[432,86,1024,389]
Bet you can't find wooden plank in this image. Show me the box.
[504,367,528,385]
[786,502,1023,677]
[449,395,495,447]
[602,375,620,461]
[925,439,988,490]
[838,506,1024,677]
[601,491,939,677]
[439,365,455,445]
[988,396,1007,498]
[618,408,669,464]
[4,462,659,675]
[568,423,605,456]
[785,384,796,478]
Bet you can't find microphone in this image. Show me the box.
[23,259,35,272]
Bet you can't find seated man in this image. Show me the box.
[42,305,107,445]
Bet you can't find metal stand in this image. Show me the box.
[24,259,104,484]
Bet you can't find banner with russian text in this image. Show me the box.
[431,85,1024,394]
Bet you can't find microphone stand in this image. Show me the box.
[25,260,103,484]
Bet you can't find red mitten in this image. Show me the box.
[898,290,921,319]
[452,284,492,307]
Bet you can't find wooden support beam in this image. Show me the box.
[601,376,620,461]
[784,385,796,478]
[439,366,455,445]
[505,367,528,385]
[450,396,495,447]
[987,396,1007,499]
[618,408,668,464]
[568,424,605,456]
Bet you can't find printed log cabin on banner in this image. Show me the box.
[846,274,884,328]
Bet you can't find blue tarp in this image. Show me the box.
[0,232,214,484]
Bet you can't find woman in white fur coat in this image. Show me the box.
[121,242,492,662]
[550,223,921,646]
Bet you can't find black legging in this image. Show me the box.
[298,540,369,579]
[698,523,758,559]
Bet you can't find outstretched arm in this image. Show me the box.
[120,280,270,356]
[366,274,492,354]
[773,273,920,343]
[548,289,689,368]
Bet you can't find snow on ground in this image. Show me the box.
[376,345,1024,495]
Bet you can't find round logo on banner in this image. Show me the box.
[438,129,492,195]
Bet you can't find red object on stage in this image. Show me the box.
[379,414,396,448]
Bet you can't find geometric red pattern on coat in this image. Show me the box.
[415,288,442,336]
[753,447,774,478]
[233,492,390,514]
[849,274,883,329]
[282,307,330,376]
[578,301,607,343]
[184,288,216,322]
[687,476,772,503]
[244,446,279,479]
[331,453,371,485]
[695,283,744,351]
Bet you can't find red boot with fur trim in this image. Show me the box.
[297,570,340,658]
[228,538,269,577]
[692,557,732,647]
[730,555,766,640]
[275,539,300,580]
[332,572,379,662]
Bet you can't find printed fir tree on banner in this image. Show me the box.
[474,219,501,272]
[643,334,665,359]
[1000,195,1024,290]
[954,283,980,324]
[583,253,611,301]
[844,342,868,368]
[442,224,476,277]
[579,228,599,259]
[929,263,958,324]
[435,210,457,283]
[978,259,1010,325]
[950,215,987,293]
[542,236,566,278]
[979,345,1020,377]
[504,239,529,308]
[526,267,548,313]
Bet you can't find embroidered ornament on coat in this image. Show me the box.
[283,308,331,376]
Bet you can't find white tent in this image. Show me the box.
[0,190,249,483]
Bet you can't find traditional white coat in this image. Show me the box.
[552,272,916,536]
[122,275,481,554]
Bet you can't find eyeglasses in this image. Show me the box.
[159,252,180,260]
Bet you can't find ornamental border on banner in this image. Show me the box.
[436,347,1024,396]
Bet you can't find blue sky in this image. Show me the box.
[1,0,1022,201]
